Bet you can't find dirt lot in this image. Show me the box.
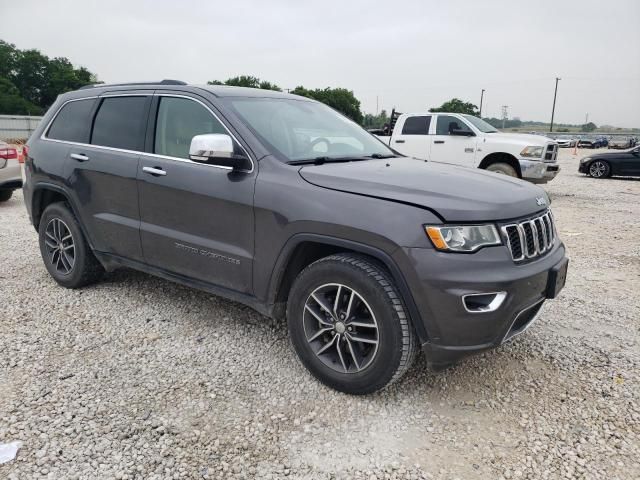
[1,149,638,479]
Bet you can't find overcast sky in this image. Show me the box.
[2,0,639,126]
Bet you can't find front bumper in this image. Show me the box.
[394,242,567,367]
[520,159,560,184]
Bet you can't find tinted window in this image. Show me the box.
[436,115,473,135]
[401,116,431,135]
[47,99,96,143]
[91,96,148,150]
[154,97,226,159]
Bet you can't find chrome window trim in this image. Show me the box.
[40,93,255,174]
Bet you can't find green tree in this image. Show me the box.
[581,122,597,132]
[0,39,99,113]
[429,98,479,116]
[207,75,281,91]
[291,86,363,123]
[0,40,17,79]
[0,77,42,115]
[363,109,389,129]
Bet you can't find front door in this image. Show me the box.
[137,94,255,293]
[620,148,640,175]
[429,115,477,168]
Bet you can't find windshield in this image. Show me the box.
[463,115,498,133]
[224,97,395,162]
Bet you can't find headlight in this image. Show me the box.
[580,157,592,164]
[520,146,544,158]
[425,224,501,252]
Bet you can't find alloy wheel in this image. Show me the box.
[303,283,379,374]
[589,161,607,178]
[44,218,75,275]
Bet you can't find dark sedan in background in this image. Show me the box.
[579,146,640,178]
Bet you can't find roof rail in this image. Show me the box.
[79,79,187,90]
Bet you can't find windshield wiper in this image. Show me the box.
[288,156,377,165]
[366,153,397,159]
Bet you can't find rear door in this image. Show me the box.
[429,115,478,168]
[65,92,151,261]
[137,93,255,293]
[390,115,432,160]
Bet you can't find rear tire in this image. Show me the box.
[588,160,610,178]
[286,253,417,395]
[485,162,518,178]
[0,190,13,202]
[38,202,104,288]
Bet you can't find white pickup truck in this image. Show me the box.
[376,111,560,183]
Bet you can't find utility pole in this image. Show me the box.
[501,105,509,129]
[550,77,561,132]
[479,89,485,117]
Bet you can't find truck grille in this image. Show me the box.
[501,210,556,262]
[544,144,557,162]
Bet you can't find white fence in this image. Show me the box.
[0,115,43,141]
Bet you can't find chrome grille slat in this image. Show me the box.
[501,209,556,263]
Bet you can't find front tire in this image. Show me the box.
[38,202,104,288]
[485,162,518,178]
[588,160,610,178]
[287,253,417,395]
[0,190,13,202]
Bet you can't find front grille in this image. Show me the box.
[544,143,557,162]
[501,210,555,262]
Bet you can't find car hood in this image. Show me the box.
[299,158,549,222]
[484,132,553,147]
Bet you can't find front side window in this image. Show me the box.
[154,97,226,159]
[224,97,394,162]
[47,99,96,143]
[401,116,431,135]
[91,96,148,151]
[436,115,473,136]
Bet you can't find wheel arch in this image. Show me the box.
[267,234,429,343]
[31,183,95,250]
[478,152,522,178]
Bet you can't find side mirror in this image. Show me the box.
[450,129,474,137]
[189,134,251,171]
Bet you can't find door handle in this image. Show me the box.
[394,140,405,144]
[70,153,89,162]
[142,166,167,176]
[434,140,445,144]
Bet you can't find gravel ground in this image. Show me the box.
[1,148,639,479]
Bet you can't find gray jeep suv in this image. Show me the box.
[22,80,568,394]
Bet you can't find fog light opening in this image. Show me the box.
[462,291,507,313]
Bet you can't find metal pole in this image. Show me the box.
[550,77,560,132]
[479,89,485,117]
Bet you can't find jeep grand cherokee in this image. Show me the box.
[22,80,568,394]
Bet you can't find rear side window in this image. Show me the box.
[91,96,149,151]
[154,96,226,159]
[436,115,472,136]
[401,116,431,135]
[47,99,96,143]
